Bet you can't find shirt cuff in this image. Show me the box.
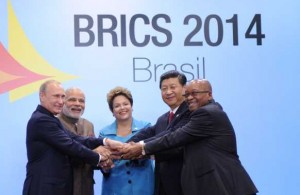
[139,140,146,155]
[97,154,101,166]
[103,138,108,146]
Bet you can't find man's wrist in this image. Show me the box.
[139,141,146,155]
[103,138,108,146]
[97,154,102,166]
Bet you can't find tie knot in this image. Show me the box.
[168,112,174,123]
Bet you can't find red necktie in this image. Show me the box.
[168,111,174,123]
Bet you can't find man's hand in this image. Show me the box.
[105,138,124,150]
[121,142,144,160]
[99,158,114,171]
[104,138,125,160]
[94,146,115,170]
[93,145,111,161]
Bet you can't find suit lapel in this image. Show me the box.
[166,102,189,129]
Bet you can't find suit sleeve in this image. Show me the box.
[145,108,213,155]
[127,123,157,142]
[68,130,103,149]
[36,116,100,166]
[149,111,190,162]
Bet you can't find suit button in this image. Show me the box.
[128,180,132,184]
[127,171,130,175]
[125,162,129,166]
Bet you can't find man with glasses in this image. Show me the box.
[128,70,190,195]
[122,79,258,195]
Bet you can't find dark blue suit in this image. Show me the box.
[129,102,190,195]
[23,105,103,195]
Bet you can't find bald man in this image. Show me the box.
[121,79,258,195]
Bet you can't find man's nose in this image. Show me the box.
[166,88,173,94]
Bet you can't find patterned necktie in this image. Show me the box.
[168,111,174,123]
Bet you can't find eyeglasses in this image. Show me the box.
[182,91,209,98]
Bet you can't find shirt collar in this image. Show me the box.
[171,105,180,114]
[103,119,140,135]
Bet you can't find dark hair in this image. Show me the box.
[159,70,187,89]
[107,86,133,112]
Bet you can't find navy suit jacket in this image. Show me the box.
[145,102,258,195]
[23,105,103,195]
[129,102,190,195]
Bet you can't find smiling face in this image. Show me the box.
[40,81,65,115]
[62,88,85,119]
[184,80,213,112]
[161,77,185,110]
[112,95,133,122]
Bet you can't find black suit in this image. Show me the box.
[129,102,190,195]
[23,105,103,195]
[145,102,258,195]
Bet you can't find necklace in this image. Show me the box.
[117,127,132,137]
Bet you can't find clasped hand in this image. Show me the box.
[117,141,144,160]
[93,139,144,171]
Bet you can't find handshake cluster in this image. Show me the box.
[93,139,145,171]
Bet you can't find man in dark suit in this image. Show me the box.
[128,70,190,195]
[122,79,258,195]
[22,80,116,195]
